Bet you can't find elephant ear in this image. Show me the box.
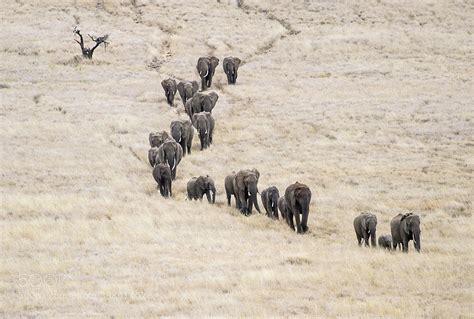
[209,92,219,106]
[172,80,177,94]
[233,57,241,69]
[210,56,219,68]
[177,82,185,99]
[185,99,193,117]
[175,143,183,163]
[161,79,168,90]
[148,147,156,166]
[192,114,199,127]
[361,216,367,231]
[156,145,165,165]
[252,168,260,180]
[191,81,199,95]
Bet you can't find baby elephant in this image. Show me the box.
[261,186,280,219]
[161,78,177,106]
[187,175,216,203]
[277,196,288,220]
[378,235,392,250]
[152,163,172,197]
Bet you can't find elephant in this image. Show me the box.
[277,196,288,220]
[261,186,280,219]
[224,173,239,208]
[378,235,392,250]
[170,119,194,156]
[223,57,241,84]
[152,163,172,197]
[148,147,160,167]
[353,212,377,247]
[192,112,215,150]
[196,56,219,90]
[161,78,177,106]
[149,131,171,148]
[185,92,219,119]
[155,140,183,180]
[187,175,216,203]
[285,182,312,234]
[391,213,421,252]
[177,80,199,106]
[233,169,261,215]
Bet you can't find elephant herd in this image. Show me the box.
[353,212,422,252]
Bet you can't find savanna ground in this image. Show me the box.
[1,0,473,317]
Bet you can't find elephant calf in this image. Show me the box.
[170,119,194,156]
[224,173,238,208]
[149,131,171,148]
[378,235,392,250]
[353,212,378,248]
[391,213,421,252]
[261,186,280,219]
[192,112,215,150]
[152,163,172,197]
[177,80,199,106]
[161,78,177,106]
[223,57,241,85]
[285,182,311,234]
[187,175,216,204]
[277,196,288,220]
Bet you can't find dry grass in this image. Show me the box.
[1,0,473,317]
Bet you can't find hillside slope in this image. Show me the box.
[1,0,472,317]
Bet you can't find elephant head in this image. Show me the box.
[361,213,377,247]
[197,56,219,90]
[177,80,199,106]
[192,113,210,150]
[170,120,184,144]
[223,57,242,84]
[157,140,183,180]
[402,214,421,252]
[203,92,219,112]
[149,131,171,148]
[161,78,177,106]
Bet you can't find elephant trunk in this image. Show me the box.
[211,188,216,204]
[413,231,421,252]
[251,192,261,214]
[370,227,377,248]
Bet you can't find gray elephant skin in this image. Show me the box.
[156,140,183,180]
[196,56,219,90]
[177,80,199,106]
[187,175,216,203]
[278,196,288,220]
[148,147,160,167]
[224,173,238,208]
[391,213,421,252]
[378,235,392,250]
[185,92,219,119]
[161,78,177,106]
[223,57,241,84]
[152,163,172,197]
[353,212,377,247]
[149,131,171,148]
[170,119,194,156]
[285,182,311,234]
[261,186,280,219]
[233,169,261,215]
[192,112,215,150]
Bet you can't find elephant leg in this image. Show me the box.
[226,193,231,206]
[356,234,362,246]
[181,140,186,156]
[363,233,370,247]
[301,212,308,232]
[205,191,211,203]
[294,211,303,234]
[238,190,247,214]
[201,77,207,91]
[287,211,295,231]
[402,239,409,253]
[171,168,176,180]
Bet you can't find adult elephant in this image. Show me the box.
[285,182,311,234]
[170,119,194,156]
[223,56,241,84]
[185,92,219,119]
[149,131,171,148]
[161,78,177,106]
[196,56,219,90]
[152,163,172,197]
[177,80,199,106]
[192,112,215,150]
[261,186,280,219]
[233,169,261,215]
[224,173,238,208]
[391,213,421,252]
[156,140,183,180]
[187,175,216,204]
[277,196,288,220]
[353,212,378,248]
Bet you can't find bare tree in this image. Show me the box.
[73,26,109,59]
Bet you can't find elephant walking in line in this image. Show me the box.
[170,119,194,156]
[278,196,288,220]
[378,235,392,250]
[192,112,215,150]
[177,80,199,106]
[148,147,160,167]
[261,186,280,219]
[155,140,183,180]
[224,173,238,208]
[353,212,377,247]
[391,213,421,252]
[223,57,241,85]
[196,56,219,90]
[187,175,216,204]
[233,169,261,215]
[185,92,219,119]
[161,78,177,106]
[285,182,312,234]
[149,131,171,148]
[152,163,172,197]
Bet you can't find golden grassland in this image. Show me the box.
[1,0,473,317]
